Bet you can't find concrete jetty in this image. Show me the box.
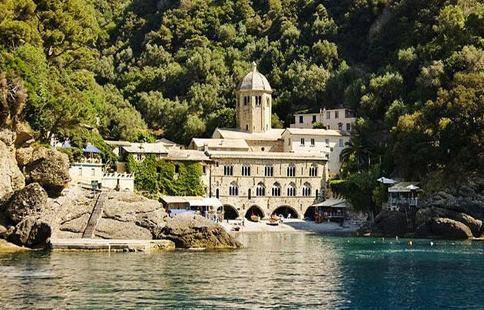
[50,238,175,252]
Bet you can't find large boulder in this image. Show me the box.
[416,218,473,240]
[20,146,70,196]
[91,191,168,239]
[159,214,241,249]
[373,210,408,237]
[7,216,52,248]
[4,183,48,224]
[51,189,168,240]
[416,207,482,237]
[0,139,25,204]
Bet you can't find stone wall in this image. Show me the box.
[210,157,325,219]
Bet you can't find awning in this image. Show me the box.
[388,182,421,193]
[377,177,397,184]
[188,197,223,208]
[83,143,101,153]
[312,198,348,208]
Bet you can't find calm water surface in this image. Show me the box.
[0,233,483,309]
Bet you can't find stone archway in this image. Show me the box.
[245,205,265,221]
[272,205,299,219]
[304,206,316,221]
[223,205,239,220]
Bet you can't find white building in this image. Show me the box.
[290,108,356,132]
[281,128,349,176]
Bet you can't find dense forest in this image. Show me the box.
[1,0,482,195]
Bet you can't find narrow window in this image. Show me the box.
[299,115,304,123]
[302,183,311,197]
[326,111,330,119]
[339,139,344,147]
[346,123,351,131]
[224,165,234,176]
[335,111,339,119]
[312,115,317,123]
[242,165,251,176]
[216,188,220,198]
[311,138,315,146]
[272,183,281,197]
[300,138,305,146]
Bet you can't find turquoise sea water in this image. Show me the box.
[0,234,483,309]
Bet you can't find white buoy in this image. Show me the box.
[396,236,399,241]
[408,241,413,246]
[430,241,434,246]
[373,241,376,244]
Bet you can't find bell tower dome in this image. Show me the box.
[236,62,272,133]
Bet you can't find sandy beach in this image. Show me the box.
[220,218,359,235]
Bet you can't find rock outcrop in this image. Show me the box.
[416,207,482,237]
[159,214,241,249]
[0,130,25,204]
[51,188,168,240]
[416,218,473,240]
[373,210,408,237]
[362,177,483,240]
[17,146,70,196]
[0,239,30,253]
[7,216,52,248]
[4,183,48,224]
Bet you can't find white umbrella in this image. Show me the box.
[406,184,420,190]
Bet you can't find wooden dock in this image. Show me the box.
[82,192,107,238]
[50,239,175,252]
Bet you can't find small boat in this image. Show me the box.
[250,214,260,222]
[266,220,279,226]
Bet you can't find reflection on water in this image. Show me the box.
[0,234,483,308]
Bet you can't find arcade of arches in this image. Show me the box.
[220,203,317,220]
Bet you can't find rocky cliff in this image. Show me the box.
[0,128,240,250]
[360,177,484,240]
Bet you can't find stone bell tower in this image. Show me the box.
[235,62,273,133]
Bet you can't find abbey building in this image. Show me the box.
[188,63,349,220]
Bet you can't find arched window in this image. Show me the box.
[287,164,296,177]
[241,165,251,176]
[287,182,296,197]
[302,183,311,197]
[272,182,281,197]
[229,182,239,196]
[309,165,318,177]
[256,183,265,196]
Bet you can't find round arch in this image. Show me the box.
[223,205,239,220]
[272,205,299,219]
[245,205,265,221]
[304,206,316,221]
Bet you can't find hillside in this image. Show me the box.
[0,0,482,186]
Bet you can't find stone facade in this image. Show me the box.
[207,153,326,219]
